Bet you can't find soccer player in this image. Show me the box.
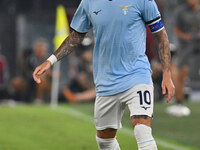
[33,0,175,149]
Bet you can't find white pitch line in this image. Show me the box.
[53,106,192,150]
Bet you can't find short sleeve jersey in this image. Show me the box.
[71,0,162,96]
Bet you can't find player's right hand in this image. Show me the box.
[33,61,51,84]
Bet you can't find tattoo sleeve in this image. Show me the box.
[54,29,86,60]
[154,28,171,72]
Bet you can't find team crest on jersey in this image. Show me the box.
[120,5,132,15]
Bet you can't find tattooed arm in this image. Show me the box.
[33,29,86,83]
[154,28,175,102]
[54,29,86,60]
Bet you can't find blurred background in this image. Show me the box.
[0,0,200,150]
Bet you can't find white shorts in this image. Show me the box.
[94,84,154,130]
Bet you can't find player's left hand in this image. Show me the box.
[162,71,175,103]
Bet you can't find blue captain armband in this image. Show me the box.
[147,18,164,34]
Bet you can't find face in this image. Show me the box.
[186,0,199,7]
[34,41,47,59]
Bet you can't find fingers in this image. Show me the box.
[33,66,46,84]
[162,82,175,103]
[33,66,42,84]
[162,83,166,95]
[33,61,51,84]
[166,86,175,103]
[166,91,173,103]
[37,67,46,76]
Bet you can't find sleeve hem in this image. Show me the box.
[70,26,89,34]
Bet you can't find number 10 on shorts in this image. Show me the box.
[137,90,151,105]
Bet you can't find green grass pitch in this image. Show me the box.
[0,102,199,150]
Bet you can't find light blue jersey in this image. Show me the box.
[71,0,163,96]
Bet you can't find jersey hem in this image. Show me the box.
[96,81,153,97]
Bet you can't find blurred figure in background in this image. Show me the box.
[11,38,51,103]
[158,0,181,43]
[0,44,10,100]
[29,38,52,103]
[166,0,200,116]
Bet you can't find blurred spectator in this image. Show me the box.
[0,44,10,100]
[11,38,51,103]
[166,0,200,116]
[158,0,182,43]
[29,38,52,103]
